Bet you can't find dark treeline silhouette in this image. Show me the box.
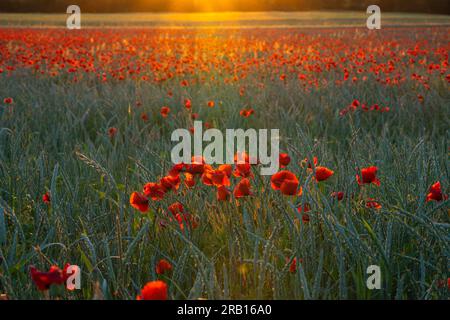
[0,0,448,14]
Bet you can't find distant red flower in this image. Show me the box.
[175,213,199,230]
[288,257,303,274]
[143,182,166,201]
[426,181,448,202]
[239,108,255,118]
[108,127,118,138]
[331,191,344,201]
[30,265,67,291]
[356,166,380,186]
[366,198,382,210]
[141,112,149,122]
[3,97,13,105]
[184,99,192,109]
[155,259,172,275]
[302,156,318,169]
[130,192,149,213]
[353,99,360,107]
[160,106,170,118]
[207,100,215,108]
[191,113,199,120]
[42,192,51,204]
[233,178,253,198]
[315,166,334,182]
[279,153,291,167]
[297,203,311,213]
[137,280,168,300]
[289,258,297,273]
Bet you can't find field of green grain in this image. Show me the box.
[0,12,449,300]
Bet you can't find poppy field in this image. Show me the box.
[0,13,449,300]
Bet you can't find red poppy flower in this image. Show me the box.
[271,171,300,195]
[186,156,207,175]
[137,280,168,300]
[426,181,448,202]
[356,166,380,186]
[233,178,253,198]
[108,127,118,138]
[279,153,291,167]
[217,186,231,201]
[130,192,149,213]
[184,173,196,188]
[155,259,172,275]
[160,106,170,118]
[233,163,253,179]
[280,178,300,196]
[30,265,66,291]
[42,192,51,204]
[203,169,231,187]
[366,198,382,210]
[184,99,192,109]
[207,101,215,108]
[168,163,186,177]
[191,113,199,120]
[315,166,334,182]
[160,175,181,192]
[168,202,184,216]
[331,191,344,201]
[3,97,13,105]
[143,182,166,201]
[218,164,232,177]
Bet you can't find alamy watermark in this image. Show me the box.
[171,121,280,175]
[66,5,81,29]
[366,265,381,290]
[367,5,381,30]
[66,265,81,290]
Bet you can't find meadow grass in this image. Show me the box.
[0,14,449,300]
